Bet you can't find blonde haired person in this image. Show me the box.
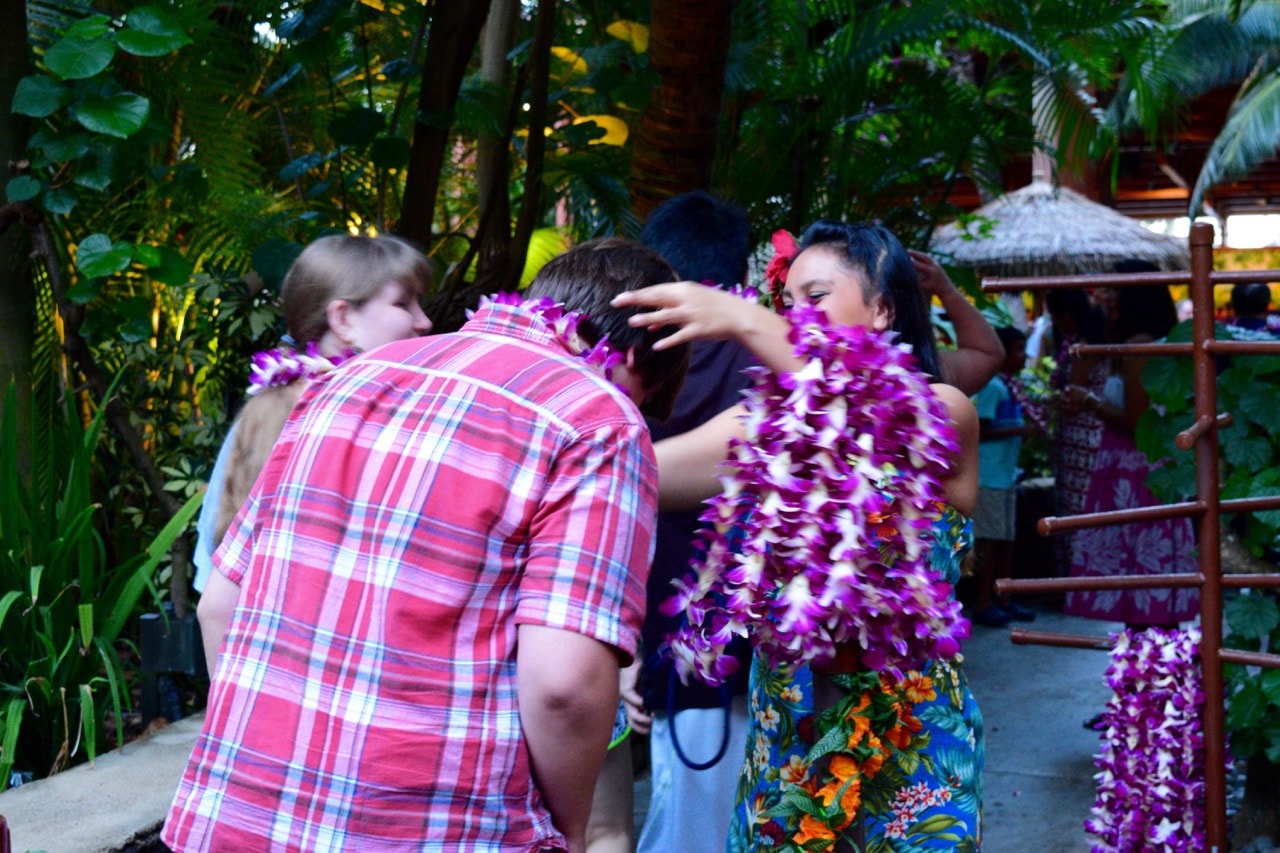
[193,234,434,592]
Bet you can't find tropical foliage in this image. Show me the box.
[2,0,1276,784]
[0,377,201,790]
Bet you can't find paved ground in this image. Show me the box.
[632,602,1123,850]
[962,604,1119,851]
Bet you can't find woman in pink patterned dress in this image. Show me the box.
[1060,281,1199,627]
[1045,288,1108,576]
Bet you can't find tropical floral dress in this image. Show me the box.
[726,506,982,853]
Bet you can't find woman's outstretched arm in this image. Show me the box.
[613,283,802,374]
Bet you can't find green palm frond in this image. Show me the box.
[1191,65,1280,214]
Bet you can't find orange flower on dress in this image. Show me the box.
[779,753,810,788]
[845,713,872,749]
[816,778,862,827]
[794,814,838,845]
[861,751,885,776]
[899,671,936,704]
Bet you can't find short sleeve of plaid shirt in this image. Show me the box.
[516,417,655,663]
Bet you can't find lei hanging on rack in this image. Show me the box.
[1086,625,1209,852]
[247,342,352,395]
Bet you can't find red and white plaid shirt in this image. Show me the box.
[164,303,656,851]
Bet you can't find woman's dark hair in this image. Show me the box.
[797,219,942,379]
[1112,284,1178,343]
[1045,288,1105,348]
[995,325,1027,352]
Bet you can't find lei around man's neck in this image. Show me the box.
[471,292,624,382]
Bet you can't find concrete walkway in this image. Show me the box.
[962,606,1119,851]
[0,713,203,852]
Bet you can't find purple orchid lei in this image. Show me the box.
[1086,625,1208,852]
[247,342,351,395]
[663,304,968,686]
[471,292,623,381]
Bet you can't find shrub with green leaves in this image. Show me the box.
[0,381,201,790]
[1224,592,1280,763]
[1137,320,1280,555]
[1137,318,1280,765]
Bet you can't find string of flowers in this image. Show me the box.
[248,342,352,395]
[471,292,623,380]
[754,668,933,851]
[662,303,969,686]
[1085,625,1208,852]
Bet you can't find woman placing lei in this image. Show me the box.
[618,220,983,852]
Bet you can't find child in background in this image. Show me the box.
[972,325,1040,627]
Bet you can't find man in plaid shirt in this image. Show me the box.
[165,239,689,852]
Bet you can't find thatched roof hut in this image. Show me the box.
[930,181,1190,277]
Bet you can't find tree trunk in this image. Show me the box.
[0,0,33,467]
[628,0,734,221]
[398,0,493,247]
[474,0,517,279]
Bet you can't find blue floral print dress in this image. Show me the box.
[726,506,983,853]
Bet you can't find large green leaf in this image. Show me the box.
[1224,435,1273,471]
[146,246,195,288]
[0,698,25,792]
[279,152,324,182]
[44,35,116,80]
[252,239,305,291]
[116,296,154,343]
[76,233,134,278]
[5,176,42,203]
[117,7,193,57]
[1240,381,1280,427]
[30,128,90,162]
[74,92,150,138]
[1225,592,1280,642]
[41,187,77,216]
[12,75,72,118]
[328,107,386,147]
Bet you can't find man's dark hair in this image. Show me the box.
[995,325,1027,351]
[640,191,750,287]
[1231,282,1272,318]
[526,237,689,420]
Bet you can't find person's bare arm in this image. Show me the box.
[197,569,241,674]
[654,404,747,511]
[618,656,651,735]
[931,383,980,516]
[614,283,802,374]
[911,251,1004,395]
[518,624,620,853]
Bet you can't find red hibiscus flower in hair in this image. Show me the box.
[764,229,798,311]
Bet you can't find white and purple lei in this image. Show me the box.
[1086,626,1209,852]
[247,342,351,395]
[664,304,968,686]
